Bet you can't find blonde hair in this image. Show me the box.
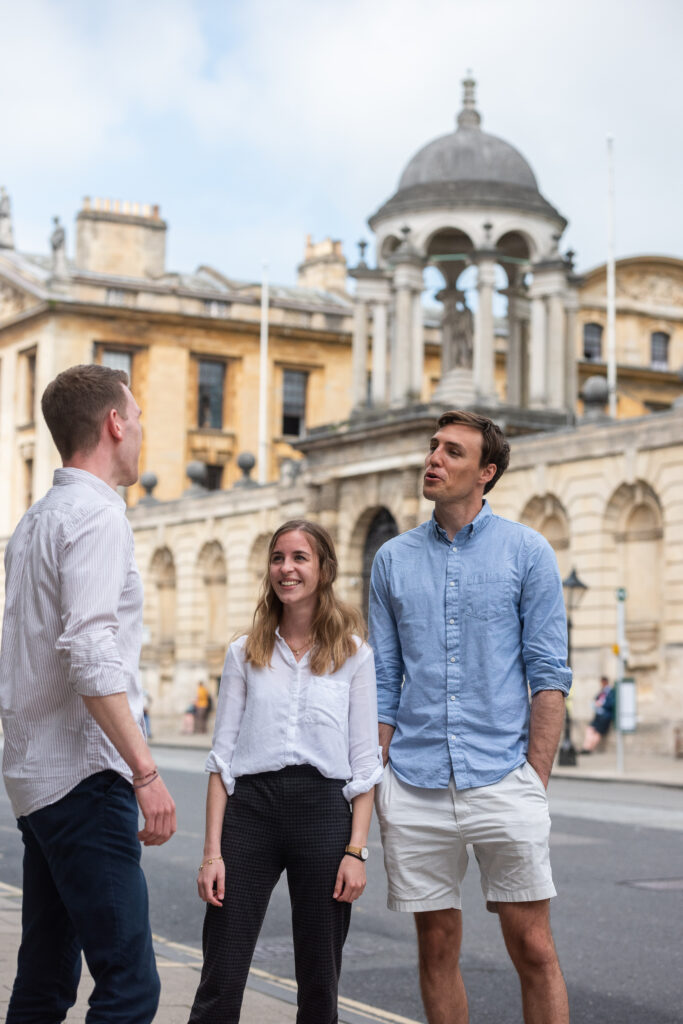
[244,519,365,675]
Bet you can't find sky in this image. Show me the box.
[2,0,682,294]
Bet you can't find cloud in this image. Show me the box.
[2,0,682,282]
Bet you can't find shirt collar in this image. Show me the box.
[53,467,126,509]
[431,499,492,544]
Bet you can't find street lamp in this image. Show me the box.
[559,567,589,766]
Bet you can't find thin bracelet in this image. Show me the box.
[198,856,223,871]
[132,768,157,782]
[133,772,159,789]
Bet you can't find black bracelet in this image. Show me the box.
[133,772,159,790]
[344,850,365,861]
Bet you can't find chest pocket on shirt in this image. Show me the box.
[465,572,512,621]
[305,677,349,729]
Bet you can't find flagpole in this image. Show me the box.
[258,261,269,484]
[606,135,617,418]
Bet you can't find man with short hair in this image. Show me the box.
[370,410,571,1024]
[0,363,176,1024]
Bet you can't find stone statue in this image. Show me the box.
[50,216,68,277]
[439,289,474,371]
[0,187,14,248]
[50,216,65,253]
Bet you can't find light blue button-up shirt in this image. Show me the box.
[369,501,572,790]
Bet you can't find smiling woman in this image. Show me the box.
[188,518,382,1024]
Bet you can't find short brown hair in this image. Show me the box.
[41,364,129,460]
[436,410,510,493]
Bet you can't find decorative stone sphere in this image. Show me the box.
[186,461,208,486]
[237,452,256,473]
[140,471,158,493]
[582,375,609,404]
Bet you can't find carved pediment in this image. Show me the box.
[617,269,683,308]
[0,279,39,322]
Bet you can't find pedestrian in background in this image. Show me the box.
[194,680,212,733]
[188,519,382,1024]
[0,364,176,1024]
[581,675,615,753]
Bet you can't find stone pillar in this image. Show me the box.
[473,255,497,403]
[411,289,424,401]
[351,299,368,409]
[392,281,412,404]
[506,289,524,406]
[371,300,388,406]
[529,261,571,411]
[348,264,392,413]
[391,251,424,407]
[564,285,580,412]
[528,289,548,408]
[547,291,566,409]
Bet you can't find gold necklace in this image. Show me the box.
[282,634,312,656]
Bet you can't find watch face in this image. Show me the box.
[360,846,369,861]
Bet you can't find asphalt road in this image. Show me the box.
[1,747,682,1023]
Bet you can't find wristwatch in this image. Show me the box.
[344,844,368,861]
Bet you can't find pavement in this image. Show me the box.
[2,720,682,1022]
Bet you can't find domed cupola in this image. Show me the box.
[369,76,566,228]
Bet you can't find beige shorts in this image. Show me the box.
[374,761,556,912]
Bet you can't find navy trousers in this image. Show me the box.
[7,770,159,1024]
[189,765,353,1024]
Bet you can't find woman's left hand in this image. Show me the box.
[333,854,367,902]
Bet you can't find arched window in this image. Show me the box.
[583,323,603,362]
[150,547,176,647]
[362,509,399,621]
[198,541,228,676]
[650,331,669,370]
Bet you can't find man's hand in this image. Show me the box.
[378,723,395,767]
[136,775,176,846]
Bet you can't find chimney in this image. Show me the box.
[76,197,167,278]
[297,236,347,294]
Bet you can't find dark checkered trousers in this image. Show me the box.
[188,765,353,1024]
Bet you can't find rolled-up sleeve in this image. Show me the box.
[56,507,132,697]
[205,643,247,795]
[343,644,383,802]
[520,535,573,697]
[368,550,404,727]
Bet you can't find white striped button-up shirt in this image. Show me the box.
[0,468,144,818]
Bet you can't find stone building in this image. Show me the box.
[1,79,683,750]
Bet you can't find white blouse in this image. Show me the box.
[205,630,383,802]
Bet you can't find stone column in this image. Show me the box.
[528,288,548,408]
[351,299,368,409]
[564,285,580,413]
[529,261,571,411]
[506,289,523,406]
[391,253,424,407]
[411,289,424,401]
[547,291,566,409]
[348,265,392,413]
[473,255,497,403]
[371,300,388,406]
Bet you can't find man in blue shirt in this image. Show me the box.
[370,410,571,1024]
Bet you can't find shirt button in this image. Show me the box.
[450,695,455,701]
[450,734,456,741]
[449,581,454,587]
[450,657,455,663]
[450,618,455,624]
[452,547,457,552]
